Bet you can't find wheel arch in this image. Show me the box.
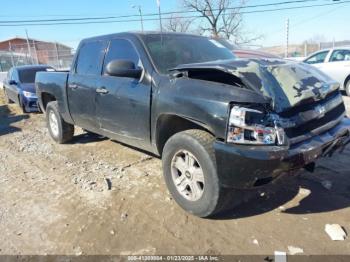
[344,74,350,88]
[155,114,216,156]
[41,92,57,112]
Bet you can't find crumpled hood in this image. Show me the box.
[172,58,340,113]
[20,83,36,93]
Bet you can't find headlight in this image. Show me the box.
[227,106,286,145]
[22,91,36,98]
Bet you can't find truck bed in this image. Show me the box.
[35,71,72,123]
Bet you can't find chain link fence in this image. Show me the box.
[286,41,350,58]
[0,42,75,72]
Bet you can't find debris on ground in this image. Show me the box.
[288,245,304,255]
[274,251,287,262]
[105,178,112,190]
[252,239,259,246]
[120,212,128,222]
[325,224,347,241]
[73,246,83,256]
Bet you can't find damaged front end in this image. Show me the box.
[172,58,350,188]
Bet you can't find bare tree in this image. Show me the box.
[164,15,192,33]
[182,0,262,44]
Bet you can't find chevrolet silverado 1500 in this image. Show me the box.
[36,32,350,217]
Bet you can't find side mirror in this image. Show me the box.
[9,80,17,85]
[105,60,142,79]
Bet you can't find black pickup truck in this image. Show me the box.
[36,32,350,217]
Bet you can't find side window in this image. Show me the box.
[76,41,105,75]
[103,39,140,73]
[330,50,350,62]
[305,51,329,64]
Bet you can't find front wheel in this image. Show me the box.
[46,101,74,144]
[345,80,350,97]
[162,129,242,217]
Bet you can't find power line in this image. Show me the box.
[263,2,344,36]
[0,0,333,24]
[0,0,348,27]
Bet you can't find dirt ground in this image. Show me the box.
[0,90,350,256]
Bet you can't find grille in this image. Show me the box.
[280,89,340,118]
[283,90,346,145]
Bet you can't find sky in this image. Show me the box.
[0,0,349,49]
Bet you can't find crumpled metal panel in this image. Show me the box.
[172,58,340,113]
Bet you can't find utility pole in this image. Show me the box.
[32,39,39,64]
[132,5,144,32]
[25,29,34,64]
[285,18,289,58]
[157,0,162,32]
[55,42,60,68]
[8,42,15,67]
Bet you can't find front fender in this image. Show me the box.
[151,76,269,143]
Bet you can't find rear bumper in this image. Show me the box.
[214,117,350,188]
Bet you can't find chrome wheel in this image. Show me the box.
[49,110,59,137]
[171,150,205,201]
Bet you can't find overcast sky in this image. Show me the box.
[0,0,349,49]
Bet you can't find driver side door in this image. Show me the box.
[96,38,152,150]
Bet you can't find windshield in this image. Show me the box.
[19,67,52,83]
[141,34,236,74]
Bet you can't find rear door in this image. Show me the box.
[67,40,107,131]
[96,38,152,149]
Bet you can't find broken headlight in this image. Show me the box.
[227,106,286,145]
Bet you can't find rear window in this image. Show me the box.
[18,67,52,83]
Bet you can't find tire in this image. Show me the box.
[3,88,13,104]
[162,129,242,217]
[345,79,350,97]
[46,101,74,144]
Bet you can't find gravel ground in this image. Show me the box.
[0,91,350,256]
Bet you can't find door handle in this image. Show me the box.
[96,88,109,94]
[69,84,78,89]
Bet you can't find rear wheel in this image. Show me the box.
[162,129,242,217]
[46,101,74,144]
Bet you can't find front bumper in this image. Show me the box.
[214,118,350,188]
[22,95,39,112]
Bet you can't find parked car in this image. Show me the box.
[36,32,350,217]
[3,65,54,113]
[215,38,280,59]
[303,47,350,96]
